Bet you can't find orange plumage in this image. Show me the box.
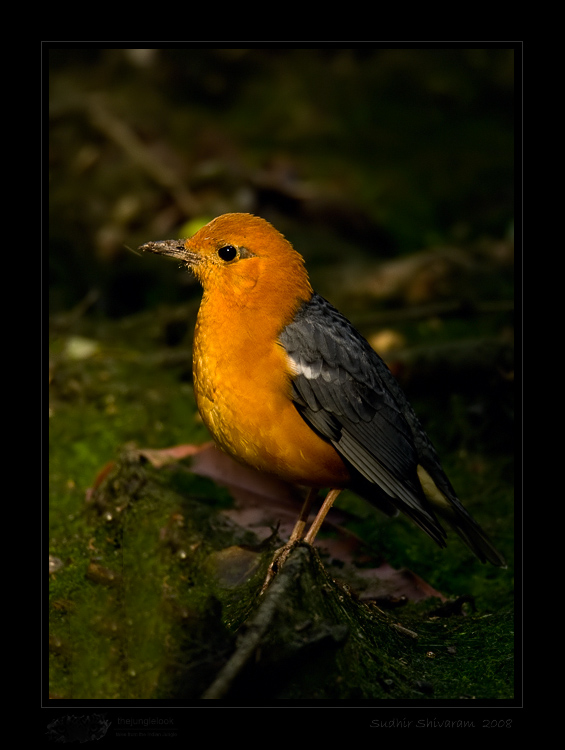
[141,213,505,567]
[188,215,349,488]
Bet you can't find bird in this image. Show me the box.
[140,213,506,571]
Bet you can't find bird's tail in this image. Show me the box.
[445,512,507,567]
[417,465,507,567]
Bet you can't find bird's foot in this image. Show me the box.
[260,540,301,594]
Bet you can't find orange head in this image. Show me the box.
[141,213,313,323]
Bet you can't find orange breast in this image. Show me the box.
[192,305,350,488]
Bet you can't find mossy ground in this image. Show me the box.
[48,302,514,702]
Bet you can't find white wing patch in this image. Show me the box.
[285,352,319,379]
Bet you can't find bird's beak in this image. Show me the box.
[139,239,199,265]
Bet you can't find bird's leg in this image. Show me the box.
[260,488,341,594]
[260,488,318,594]
[289,487,318,542]
[303,488,342,544]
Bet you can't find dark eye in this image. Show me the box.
[218,245,237,262]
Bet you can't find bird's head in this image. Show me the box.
[140,213,313,314]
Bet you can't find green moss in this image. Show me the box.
[389,600,514,699]
[49,299,513,700]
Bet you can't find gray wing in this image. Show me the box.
[280,293,506,566]
[279,293,447,546]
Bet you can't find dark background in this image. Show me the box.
[49,46,514,317]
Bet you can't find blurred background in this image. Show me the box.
[49,47,514,316]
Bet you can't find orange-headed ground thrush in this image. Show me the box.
[140,213,505,567]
